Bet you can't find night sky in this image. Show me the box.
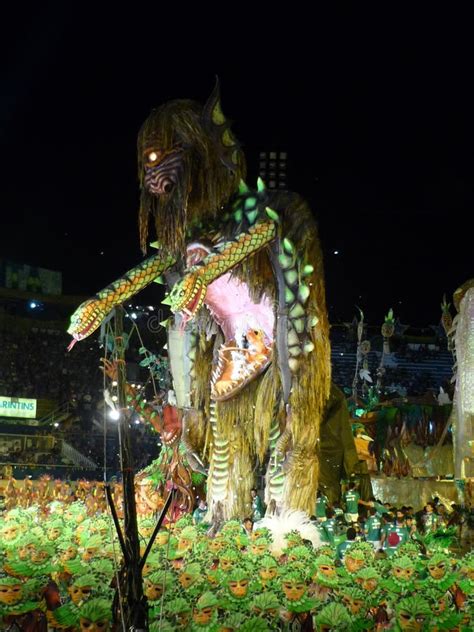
[2,8,472,328]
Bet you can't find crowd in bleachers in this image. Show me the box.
[1,308,456,483]
[0,326,102,404]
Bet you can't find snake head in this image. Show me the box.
[67,298,108,349]
[169,271,207,323]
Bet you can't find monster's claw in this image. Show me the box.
[100,358,119,381]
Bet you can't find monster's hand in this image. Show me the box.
[101,358,119,381]
[169,268,208,323]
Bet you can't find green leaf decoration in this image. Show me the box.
[285,270,298,286]
[289,303,305,318]
[287,329,299,346]
[159,319,169,327]
[161,295,172,306]
[246,209,259,225]
[149,241,159,249]
[298,284,310,303]
[234,209,243,222]
[289,345,302,357]
[293,318,305,333]
[153,275,165,284]
[283,238,294,254]
[244,196,257,210]
[191,471,206,485]
[139,357,154,367]
[238,180,250,194]
[288,357,300,372]
[257,177,266,192]
[278,253,293,269]
[285,287,295,304]
[385,308,394,323]
[265,206,280,222]
[139,347,148,355]
[302,264,314,276]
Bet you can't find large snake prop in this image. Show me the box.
[67,253,175,350]
[68,83,332,519]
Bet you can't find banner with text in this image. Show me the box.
[0,396,37,419]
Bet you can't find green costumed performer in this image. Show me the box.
[164,596,193,630]
[339,585,374,630]
[393,596,431,632]
[257,555,280,591]
[454,552,474,611]
[424,587,464,631]
[191,590,221,632]
[78,597,113,632]
[250,591,281,630]
[67,80,361,520]
[0,575,45,625]
[177,561,207,597]
[381,555,418,597]
[309,554,339,602]
[313,602,352,631]
[278,567,318,629]
[417,552,458,593]
[219,566,255,612]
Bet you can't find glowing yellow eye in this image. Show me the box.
[148,151,158,162]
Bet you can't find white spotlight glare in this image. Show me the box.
[109,410,120,420]
[131,313,137,320]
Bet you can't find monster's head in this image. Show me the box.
[137,80,246,256]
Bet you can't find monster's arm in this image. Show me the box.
[68,252,175,345]
[169,221,276,314]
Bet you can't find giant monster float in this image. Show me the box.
[68,83,359,520]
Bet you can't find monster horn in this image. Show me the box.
[201,76,241,173]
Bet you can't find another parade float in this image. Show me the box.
[347,284,474,513]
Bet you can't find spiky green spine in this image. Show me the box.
[231,179,276,229]
[278,240,316,373]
